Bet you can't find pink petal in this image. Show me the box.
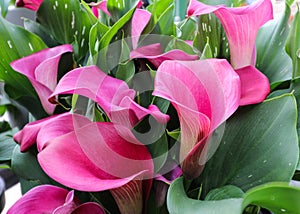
[131,9,152,49]
[89,0,111,16]
[13,113,71,152]
[72,203,105,214]
[235,66,270,105]
[130,43,199,67]
[38,122,153,191]
[7,185,75,214]
[50,65,169,126]
[10,44,73,114]
[153,59,240,178]
[187,0,273,69]
[16,0,42,11]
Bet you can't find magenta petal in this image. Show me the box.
[16,0,42,11]
[235,66,270,105]
[187,0,273,69]
[130,43,199,67]
[50,65,169,126]
[71,203,105,214]
[131,9,152,49]
[13,113,71,152]
[7,185,72,214]
[10,44,73,114]
[53,190,79,214]
[38,122,153,191]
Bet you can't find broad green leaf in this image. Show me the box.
[177,18,197,41]
[154,3,175,36]
[196,94,299,196]
[0,0,10,17]
[89,21,109,60]
[167,177,244,214]
[107,0,139,23]
[256,3,293,89]
[0,16,47,99]
[200,40,213,59]
[24,19,60,47]
[194,13,227,58]
[289,81,300,169]
[165,37,198,55]
[11,145,53,193]
[147,0,173,21]
[205,185,244,201]
[37,0,97,61]
[286,0,295,7]
[286,6,300,79]
[0,128,17,161]
[96,6,136,72]
[115,39,135,82]
[243,182,300,213]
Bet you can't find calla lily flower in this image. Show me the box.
[8,185,105,214]
[187,0,273,105]
[14,112,154,214]
[130,43,199,68]
[10,44,73,114]
[153,59,241,179]
[49,65,169,127]
[16,0,42,11]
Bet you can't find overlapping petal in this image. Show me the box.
[153,59,240,179]
[187,0,272,105]
[49,65,169,126]
[7,185,105,214]
[130,43,199,67]
[10,44,73,114]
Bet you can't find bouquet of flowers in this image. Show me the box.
[1,0,300,213]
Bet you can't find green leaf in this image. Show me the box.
[243,182,300,213]
[147,0,173,21]
[95,6,136,72]
[0,0,10,17]
[37,0,97,61]
[167,177,244,214]
[107,0,139,23]
[0,16,47,99]
[286,5,300,79]
[205,185,244,201]
[200,39,213,59]
[177,18,197,41]
[154,3,176,36]
[0,129,17,161]
[165,37,198,55]
[256,3,293,89]
[197,94,299,196]
[11,145,53,193]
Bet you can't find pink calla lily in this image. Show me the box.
[10,44,73,114]
[153,59,241,179]
[14,112,154,214]
[7,185,105,214]
[130,43,199,68]
[16,0,42,11]
[187,0,273,105]
[49,65,169,127]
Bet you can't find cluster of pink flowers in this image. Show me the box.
[8,0,274,213]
